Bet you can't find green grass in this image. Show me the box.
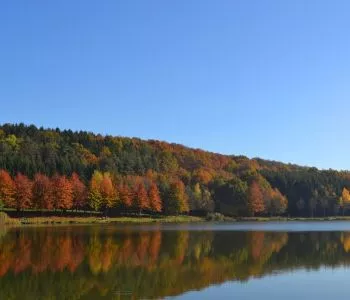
[2,208,102,214]
[2,214,204,225]
[109,215,204,223]
[5,212,350,227]
[0,212,20,225]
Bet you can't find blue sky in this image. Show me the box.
[1,0,350,170]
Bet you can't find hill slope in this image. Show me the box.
[0,123,349,217]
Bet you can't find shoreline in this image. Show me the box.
[1,215,205,225]
[4,214,350,226]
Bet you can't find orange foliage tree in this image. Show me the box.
[148,183,162,213]
[119,184,133,208]
[32,174,53,210]
[264,188,288,216]
[192,168,213,185]
[247,181,265,216]
[14,173,33,211]
[135,183,149,214]
[53,175,73,210]
[71,173,87,210]
[0,169,15,208]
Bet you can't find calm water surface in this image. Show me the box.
[1,221,350,299]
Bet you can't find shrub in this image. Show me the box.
[0,212,19,225]
[0,212,10,225]
[206,212,225,222]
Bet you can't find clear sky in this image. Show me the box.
[1,0,350,170]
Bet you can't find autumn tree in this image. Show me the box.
[119,184,133,209]
[0,170,15,208]
[342,187,350,204]
[166,180,189,214]
[71,173,87,210]
[88,171,103,211]
[32,173,53,210]
[52,175,73,210]
[188,183,200,210]
[160,151,178,173]
[198,186,214,212]
[264,188,288,216]
[148,183,162,213]
[339,187,350,216]
[14,173,33,211]
[135,183,149,214]
[100,172,117,211]
[192,168,213,185]
[247,181,265,216]
[192,183,202,206]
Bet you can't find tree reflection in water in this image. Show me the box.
[1,225,350,299]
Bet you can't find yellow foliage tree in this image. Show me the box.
[339,187,350,215]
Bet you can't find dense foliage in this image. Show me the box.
[0,123,350,216]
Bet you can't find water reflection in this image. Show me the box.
[1,225,350,299]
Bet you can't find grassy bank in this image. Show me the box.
[0,213,204,225]
[0,212,21,225]
[5,212,350,226]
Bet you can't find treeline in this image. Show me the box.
[0,123,350,216]
[0,170,166,214]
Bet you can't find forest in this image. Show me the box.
[1,123,350,217]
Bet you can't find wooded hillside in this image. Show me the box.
[0,123,350,217]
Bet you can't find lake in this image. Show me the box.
[1,221,350,299]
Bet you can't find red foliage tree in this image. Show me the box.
[0,169,15,208]
[32,174,53,210]
[14,173,33,211]
[52,175,73,210]
[71,173,87,210]
[148,183,162,213]
[135,183,149,214]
